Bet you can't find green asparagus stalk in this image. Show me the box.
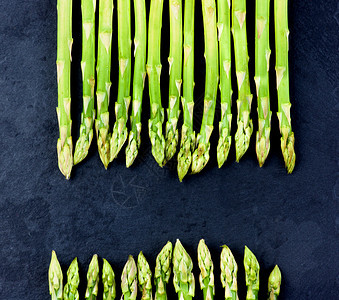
[255,0,272,167]
[154,241,173,300]
[85,254,99,300]
[232,0,253,162]
[177,0,195,181]
[197,239,214,300]
[121,256,138,300]
[74,0,96,165]
[216,0,233,168]
[147,0,166,167]
[164,0,183,164]
[191,0,219,174]
[63,258,80,300]
[110,0,132,161]
[48,251,63,300]
[274,0,295,173]
[244,246,260,300]
[56,0,73,179]
[102,259,116,300]
[268,265,281,300]
[126,0,147,167]
[95,0,114,169]
[172,239,195,300]
[220,245,238,300]
[137,252,153,300]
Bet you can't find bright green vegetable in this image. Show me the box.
[164,0,183,164]
[147,0,165,167]
[173,239,195,300]
[63,258,80,300]
[126,0,147,167]
[232,0,253,162]
[74,0,96,165]
[197,239,214,300]
[48,251,63,300]
[244,246,260,300]
[110,0,132,161]
[56,0,73,179]
[137,252,153,300]
[191,0,219,174]
[216,0,233,168]
[102,258,116,300]
[154,241,173,300]
[268,265,281,300]
[121,256,138,300]
[255,0,272,167]
[85,254,99,300]
[220,245,238,300]
[95,0,114,169]
[177,0,195,181]
[275,0,295,173]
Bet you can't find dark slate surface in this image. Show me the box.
[0,0,338,299]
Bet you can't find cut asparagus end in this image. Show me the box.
[268,265,281,300]
[197,239,214,299]
[256,129,270,167]
[85,254,99,299]
[244,246,260,300]
[220,245,238,300]
[102,258,116,300]
[191,142,210,174]
[110,122,128,162]
[49,250,63,300]
[121,255,138,300]
[217,128,232,168]
[64,258,80,300]
[281,127,295,173]
[164,121,179,165]
[125,132,140,168]
[57,136,73,180]
[235,119,253,162]
[137,252,152,300]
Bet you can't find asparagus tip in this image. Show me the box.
[281,129,295,173]
[256,131,270,167]
[57,138,73,179]
[235,119,253,162]
[110,125,128,162]
[217,134,232,168]
[268,265,282,298]
[191,143,210,174]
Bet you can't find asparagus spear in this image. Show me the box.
[137,252,153,300]
[56,0,73,179]
[110,0,132,161]
[177,0,195,181]
[126,0,147,167]
[191,0,219,174]
[220,245,238,300]
[274,0,296,173]
[147,0,166,167]
[232,0,253,162]
[48,251,63,300]
[268,265,281,300]
[63,258,80,300]
[244,246,260,300]
[164,0,183,164]
[154,241,173,300]
[74,0,96,165]
[85,254,99,300]
[121,255,138,300]
[197,239,214,300]
[102,259,116,300]
[95,0,114,169]
[216,0,233,168]
[172,239,195,300]
[255,0,272,167]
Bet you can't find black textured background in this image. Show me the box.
[0,0,338,299]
